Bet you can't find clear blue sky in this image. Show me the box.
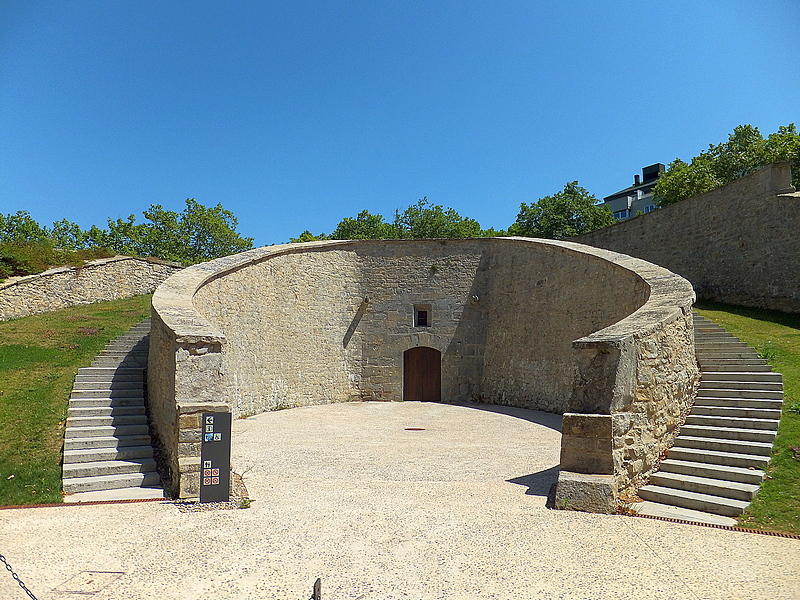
[1,1,798,247]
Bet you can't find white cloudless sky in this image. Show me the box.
[1,0,798,246]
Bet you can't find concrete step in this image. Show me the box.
[68,405,146,418]
[66,414,149,429]
[63,445,154,464]
[696,363,773,372]
[666,446,771,469]
[638,485,750,517]
[71,389,144,399]
[685,414,780,431]
[672,435,774,456]
[78,367,144,375]
[68,397,146,409]
[693,396,783,410]
[64,486,164,503]
[699,380,783,392]
[628,500,737,526]
[679,424,776,443]
[64,424,150,439]
[63,458,157,479]
[701,371,782,383]
[648,471,760,501]
[64,434,153,450]
[62,470,162,494]
[658,459,765,485]
[72,381,144,390]
[696,351,762,359]
[689,405,783,420]
[696,388,783,400]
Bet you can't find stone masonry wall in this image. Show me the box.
[574,162,800,313]
[150,239,696,504]
[0,256,183,320]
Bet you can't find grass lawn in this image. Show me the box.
[694,300,800,535]
[0,295,151,506]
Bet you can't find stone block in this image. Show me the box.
[562,413,612,438]
[554,471,615,514]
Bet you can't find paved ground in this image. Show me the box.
[1,401,798,600]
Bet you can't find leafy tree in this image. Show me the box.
[0,211,49,242]
[509,181,614,239]
[329,210,398,240]
[289,230,329,243]
[654,124,800,207]
[395,198,482,239]
[49,219,89,249]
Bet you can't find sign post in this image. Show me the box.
[199,412,231,503]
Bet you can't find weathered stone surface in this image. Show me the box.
[554,471,615,514]
[575,162,800,313]
[0,256,182,321]
[149,238,697,506]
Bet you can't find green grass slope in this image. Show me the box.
[0,295,151,505]
[694,300,800,534]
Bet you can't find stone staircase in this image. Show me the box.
[631,313,782,525]
[62,319,164,502]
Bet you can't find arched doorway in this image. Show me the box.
[403,347,441,402]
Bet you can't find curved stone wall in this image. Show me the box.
[149,238,698,509]
[0,256,182,321]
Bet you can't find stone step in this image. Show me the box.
[62,470,162,494]
[679,424,776,443]
[64,434,153,450]
[666,446,771,469]
[63,486,164,503]
[648,471,760,501]
[63,458,157,479]
[638,484,750,517]
[696,388,783,400]
[701,371,782,382]
[696,351,762,359]
[75,369,144,383]
[695,363,773,372]
[695,342,750,349]
[72,381,144,390]
[68,397,145,409]
[68,405,146,418]
[693,396,783,410]
[628,500,737,526]
[689,405,783,420]
[71,389,144,399]
[672,435,774,456]
[64,424,150,439]
[77,367,144,376]
[63,445,154,464]
[698,380,783,392]
[658,458,765,485]
[685,414,780,431]
[66,414,149,429]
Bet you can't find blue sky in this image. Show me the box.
[1,1,798,247]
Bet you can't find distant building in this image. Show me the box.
[603,163,665,221]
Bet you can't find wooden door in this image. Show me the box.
[403,347,441,402]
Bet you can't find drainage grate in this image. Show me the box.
[404,427,426,431]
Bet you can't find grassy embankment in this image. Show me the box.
[694,300,800,535]
[0,295,151,505]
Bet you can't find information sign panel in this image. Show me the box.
[199,412,231,503]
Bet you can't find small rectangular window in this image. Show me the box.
[414,304,431,327]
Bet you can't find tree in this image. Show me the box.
[329,210,398,240]
[509,181,614,239]
[0,211,49,242]
[289,230,328,243]
[395,198,482,239]
[654,124,800,207]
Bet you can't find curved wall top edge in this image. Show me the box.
[151,237,695,346]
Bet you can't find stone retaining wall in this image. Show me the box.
[0,256,183,320]
[149,238,697,509]
[574,162,800,313]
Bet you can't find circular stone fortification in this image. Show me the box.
[148,237,698,502]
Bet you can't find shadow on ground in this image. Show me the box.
[456,401,563,433]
